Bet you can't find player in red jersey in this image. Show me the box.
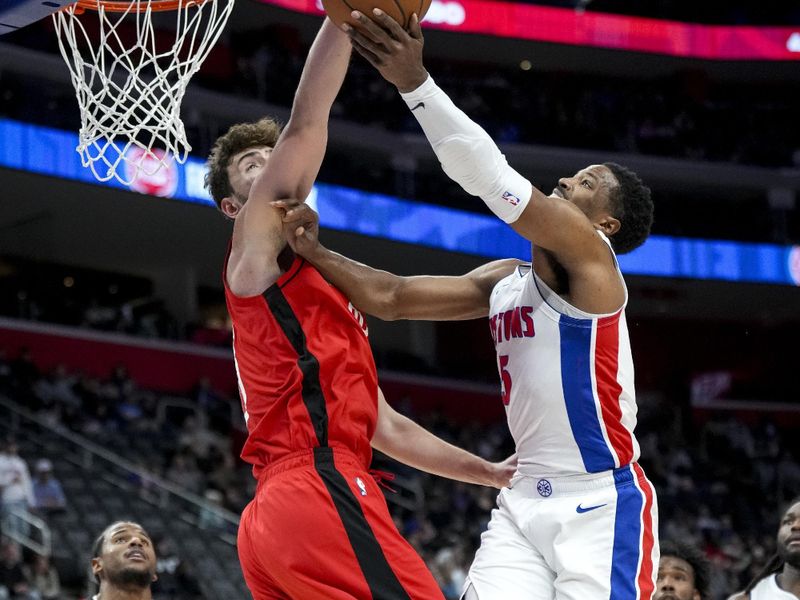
[203,18,515,600]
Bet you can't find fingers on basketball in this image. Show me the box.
[321,0,432,31]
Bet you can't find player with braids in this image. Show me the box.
[275,7,657,600]
[729,497,800,600]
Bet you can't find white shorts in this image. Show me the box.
[463,463,659,600]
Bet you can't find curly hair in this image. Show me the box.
[603,162,654,254]
[204,118,282,208]
[660,539,711,599]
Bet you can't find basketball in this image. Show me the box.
[321,0,433,29]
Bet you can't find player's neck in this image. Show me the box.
[96,585,153,600]
[777,563,800,595]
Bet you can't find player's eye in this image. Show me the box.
[581,180,591,188]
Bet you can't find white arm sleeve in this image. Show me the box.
[400,76,532,223]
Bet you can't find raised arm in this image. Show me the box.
[372,388,516,488]
[228,19,351,296]
[345,11,608,270]
[274,200,519,320]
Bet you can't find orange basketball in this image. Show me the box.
[321,0,433,29]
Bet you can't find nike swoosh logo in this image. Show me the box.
[410,102,425,111]
[576,503,607,514]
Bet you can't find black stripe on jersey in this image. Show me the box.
[314,448,411,600]
[264,284,328,447]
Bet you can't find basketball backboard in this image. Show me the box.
[0,0,77,35]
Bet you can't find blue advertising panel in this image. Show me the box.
[1,117,798,286]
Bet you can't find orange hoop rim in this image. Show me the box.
[70,0,208,13]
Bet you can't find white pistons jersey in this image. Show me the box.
[747,575,797,599]
[489,242,640,477]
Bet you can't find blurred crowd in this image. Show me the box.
[2,346,799,599]
[3,15,799,176]
[213,30,800,171]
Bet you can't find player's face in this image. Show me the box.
[777,501,800,567]
[92,522,157,588]
[223,145,273,217]
[654,556,700,600]
[551,164,617,219]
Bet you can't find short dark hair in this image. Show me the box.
[204,118,283,209]
[660,539,711,599]
[603,162,653,255]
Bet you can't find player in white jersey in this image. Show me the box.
[729,498,800,600]
[274,9,658,599]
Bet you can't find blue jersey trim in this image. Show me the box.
[559,314,616,472]
[610,466,644,600]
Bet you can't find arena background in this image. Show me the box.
[0,0,799,597]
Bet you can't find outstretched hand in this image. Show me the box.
[344,9,429,93]
[271,200,322,258]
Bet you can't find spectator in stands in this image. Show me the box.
[0,438,34,537]
[153,537,202,600]
[31,459,66,515]
[9,349,38,392]
[164,453,203,494]
[0,540,33,600]
[22,554,60,600]
[656,540,711,600]
[91,521,157,600]
[729,497,800,600]
[0,348,11,389]
[197,489,227,532]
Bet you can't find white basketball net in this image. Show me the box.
[53,0,234,185]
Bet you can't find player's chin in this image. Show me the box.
[783,544,800,564]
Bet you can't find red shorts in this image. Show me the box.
[237,446,445,600]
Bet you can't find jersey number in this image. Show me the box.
[499,354,512,405]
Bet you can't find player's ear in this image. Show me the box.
[152,572,159,583]
[220,196,242,219]
[596,215,620,238]
[91,557,103,579]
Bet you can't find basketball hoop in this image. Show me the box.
[53,0,234,185]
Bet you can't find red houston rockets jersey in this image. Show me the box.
[223,253,378,478]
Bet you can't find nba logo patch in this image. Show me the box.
[536,479,552,497]
[502,191,521,206]
[355,477,367,496]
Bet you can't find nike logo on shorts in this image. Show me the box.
[576,503,607,514]
[410,102,425,111]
